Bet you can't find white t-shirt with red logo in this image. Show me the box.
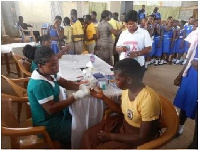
[116,27,152,66]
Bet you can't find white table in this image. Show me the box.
[59,54,122,148]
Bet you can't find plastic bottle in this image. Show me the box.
[90,54,95,66]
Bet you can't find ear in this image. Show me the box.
[127,77,132,85]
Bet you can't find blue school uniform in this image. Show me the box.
[173,45,198,119]
[152,12,161,19]
[184,25,194,52]
[49,25,61,54]
[138,10,145,19]
[170,27,178,55]
[154,24,163,57]
[176,29,185,54]
[149,25,156,57]
[162,26,173,54]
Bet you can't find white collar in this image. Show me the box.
[126,27,141,34]
[31,70,57,87]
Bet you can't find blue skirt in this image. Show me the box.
[176,39,185,54]
[173,66,198,119]
[170,39,177,54]
[154,36,163,57]
[51,42,59,54]
[162,37,171,54]
[184,41,190,53]
[149,40,156,57]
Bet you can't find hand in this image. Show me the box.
[90,87,104,99]
[128,51,140,58]
[121,46,127,52]
[174,74,182,86]
[79,84,90,95]
[73,90,85,100]
[97,130,112,142]
[191,60,198,71]
[61,44,70,53]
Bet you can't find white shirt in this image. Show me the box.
[116,27,152,66]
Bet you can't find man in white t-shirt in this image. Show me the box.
[116,10,152,79]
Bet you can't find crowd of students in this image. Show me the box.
[20,7,198,149]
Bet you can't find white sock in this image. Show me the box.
[178,125,184,134]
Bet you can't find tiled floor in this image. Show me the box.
[1,57,195,149]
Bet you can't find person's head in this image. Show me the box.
[125,10,139,32]
[153,18,158,26]
[153,7,158,13]
[22,44,37,61]
[18,16,23,22]
[142,5,145,10]
[34,46,59,75]
[114,58,143,90]
[188,16,194,25]
[63,17,70,26]
[71,9,77,21]
[84,15,92,24]
[148,15,154,24]
[167,16,173,26]
[54,15,62,28]
[120,13,126,22]
[140,18,148,28]
[172,20,178,27]
[40,35,51,47]
[179,20,186,28]
[78,18,85,26]
[91,11,97,21]
[113,12,119,21]
[101,10,111,21]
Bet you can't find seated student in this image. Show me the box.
[80,58,161,149]
[17,16,40,41]
[27,46,90,146]
[22,44,38,72]
[40,35,70,59]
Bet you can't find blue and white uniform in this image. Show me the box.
[176,29,185,54]
[173,45,198,119]
[184,24,194,52]
[154,24,163,57]
[162,26,173,54]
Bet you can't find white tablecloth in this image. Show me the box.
[59,54,121,148]
[1,42,36,54]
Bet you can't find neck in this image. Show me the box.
[129,27,138,34]
[38,69,51,79]
[128,83,145,100]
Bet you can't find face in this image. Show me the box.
[194,20,198,27]
[40,55,59,75]
[114,70,129,90]
[142,5,145,10]
[42,39,51,47]
[54,19,62,27]
[91,13,96,20]
[189,18,194,25]
[148,16,153,24]
[126,21,138,32]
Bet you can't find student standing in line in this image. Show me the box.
[84,15,96,54]
[91,11,99,29]
[47,15,64,54]
[138,5,146,20]
[175,20,186,64]
[71,9,84,54]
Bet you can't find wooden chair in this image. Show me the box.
[81,51,89,55]
[11,53,23,77]
[1,94,59,149]
[103,95,179,149]
[17,59,32,77]
[1,75,29,121]
[16,23,35,43]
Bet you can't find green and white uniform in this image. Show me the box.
[27,70,71,144]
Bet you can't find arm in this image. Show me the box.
[58,77,79,90]
[41,95,76,115]
[170,29,176,48]
[129,46,151,58]
[90,88,122,114]
[57,27,64,40]
[57,44,70,59]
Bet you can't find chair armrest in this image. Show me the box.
[10,77,30,83]
[2,93,28,103]
[1,126,47,136]
[137,129,176,149]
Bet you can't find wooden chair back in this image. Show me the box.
[137,95,179,149]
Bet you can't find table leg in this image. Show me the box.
[4,53,10,74]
